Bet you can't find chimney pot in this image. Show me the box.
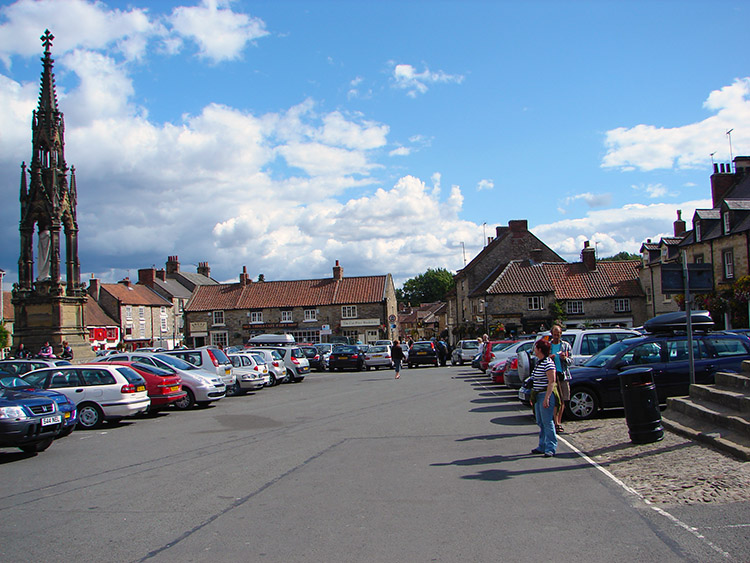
[333,260,344,280]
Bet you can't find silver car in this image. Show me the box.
[364,345,393,370]
[163,347,236,392]
[244,348,287,386]
[94,352,226,409]
[451,340,480,365]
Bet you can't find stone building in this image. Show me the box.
[88,278,174,351]
[451,219,564,338]
[479,241,646,333]
[639,211,687,318]
[184,261,398,347]
[11,31,91,359]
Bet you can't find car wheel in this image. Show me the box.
[233,384,246,396]
[173,388,195,410]
[268,373,277,386]
[77,402,104,429]
[287,368,297,382]
[567,387,600,420]
[20,438,54,453]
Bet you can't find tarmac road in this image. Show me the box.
[1,365,747,562]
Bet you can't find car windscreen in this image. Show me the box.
[21,370,48,387]
[583,339,636,368]
[411,343,432,352]
[133,363,175,377]
[0,376,34,389]
[154,353,198,370]
[463,341,479,349]
[334,346,358,354]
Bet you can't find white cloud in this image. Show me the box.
[389,146,410,156]
[562,192,612,208]
[632,183,673,199]
[391,63,464,98]
[602,77,750,171]
[533,199,711,262]
[168,0,268,63]
[477,179,494,191]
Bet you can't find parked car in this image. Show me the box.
[94,352,226,409]
[0,374,77,438]
[374,340,393,347]
[21,365,151,428]
[262,346,310,382]
[244,348,287,386]
[163,347,236,393]
[451,340,480,365]
[487,340,535,385]
[227,353,267,393]
[97,361,186,413]
[407,341,439,368]
[0,386,63,452]
[0,359,73,375]
[531,328,750,420]
[300,345,325,371]
[364,345,393,370]
[248,352,273,386]
[329,345,365,371]
[314,343,334,370]
[480,340,519,372]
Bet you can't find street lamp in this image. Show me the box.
[480,298,489,336]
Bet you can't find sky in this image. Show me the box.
[1,0,749,289]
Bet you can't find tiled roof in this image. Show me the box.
[102,283,173,307]
[85,296,118,326]
[486,261,554,294]
[485,260,643,299]
[152,278,192,299]
[724,199,750,210]
[2,291,13,321]
[640,243,659,251]
[660,237,683,246]
[695,209,720,220]
[543,261,643,299]
[186,275,388,312]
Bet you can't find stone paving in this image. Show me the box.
[560,416,750,506]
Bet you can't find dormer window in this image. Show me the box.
[723,211,730,234]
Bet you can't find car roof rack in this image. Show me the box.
[643,310,714,333]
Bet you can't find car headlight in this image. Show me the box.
[0,406,27,419]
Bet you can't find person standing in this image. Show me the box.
[391,340,405,379]
[549,324,572,433]
[530,339,559,457]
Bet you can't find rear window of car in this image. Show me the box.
[335,346,358,354]
[114,366,146,384]
[666,339,707,361]
[133,363,174,377]
[155,353,196,370]
[412,343,433,352]
[208,348,231,364]
[301,347,318,357]
[706,336,750,357]
[369,346,388,353]
[462,341,479,350]
[289,348,305,359]
[251,353,266,365]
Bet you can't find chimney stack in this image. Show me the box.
[88,277,100,301]
[156,268,166,281]
[166,255,180,275]
[333,260,343,280]
[119,277,131,287]
[138,268,155,287]
[711,163,735,207]
[673,209,686,237]
[508,219,528,234]
[197,261,211,278]
[530,248,543,263]
[581,241,596,271]
[239,266,250,286]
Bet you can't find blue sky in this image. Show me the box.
[1,0,749,288]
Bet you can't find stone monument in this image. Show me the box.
[11,30,92,360]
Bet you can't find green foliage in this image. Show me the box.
[0,323,9,350]
[600,251,640,261]
[548,300,566,324]
[399,268,455,305]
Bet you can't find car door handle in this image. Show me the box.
[75,388,84,393]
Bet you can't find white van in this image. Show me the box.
[248,334,296,347]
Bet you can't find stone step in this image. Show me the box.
[690,383,750,413]
[661,409,750,461]
[716,370,750,390]
[667,395,750,437]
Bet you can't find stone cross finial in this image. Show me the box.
[41,29,54,53]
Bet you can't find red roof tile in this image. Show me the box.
[543,261,643,299]
[102,283,172,307]
[85,296,118,327]
[2,291,13,321]
[186,276,388,312]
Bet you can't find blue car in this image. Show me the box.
[0,375,77,437]
[0,386,64,453]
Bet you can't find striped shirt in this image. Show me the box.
[532,357,556,391]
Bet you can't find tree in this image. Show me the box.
[600,251,640,261]
[0,323,9,351]
[398,268,455,305]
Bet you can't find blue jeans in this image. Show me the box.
[534,392,557,454]
[394,359,402,373]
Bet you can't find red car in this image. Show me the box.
[480,340,518,372]
[100,361,186,412]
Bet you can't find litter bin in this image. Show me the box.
[619,367,664,444]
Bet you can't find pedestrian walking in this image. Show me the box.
[392,340,405,379]
[530,338,559,457]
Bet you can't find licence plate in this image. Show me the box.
[225,368,231,375]
[41,415,61,426]
[169,386,180,393]
[417,351,426,355]
[137,385,146,392]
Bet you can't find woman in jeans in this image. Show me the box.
[530,339,559,457]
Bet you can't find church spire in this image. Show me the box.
[37,29,59,115]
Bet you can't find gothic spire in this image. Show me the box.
[37,30,58,114]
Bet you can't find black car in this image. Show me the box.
[563,331,750,420]
[407,341,439,368]
[0,386,64,453]
[328,345,365,371]
[300,345,324,371]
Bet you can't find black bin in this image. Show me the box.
[619,367,664,444]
